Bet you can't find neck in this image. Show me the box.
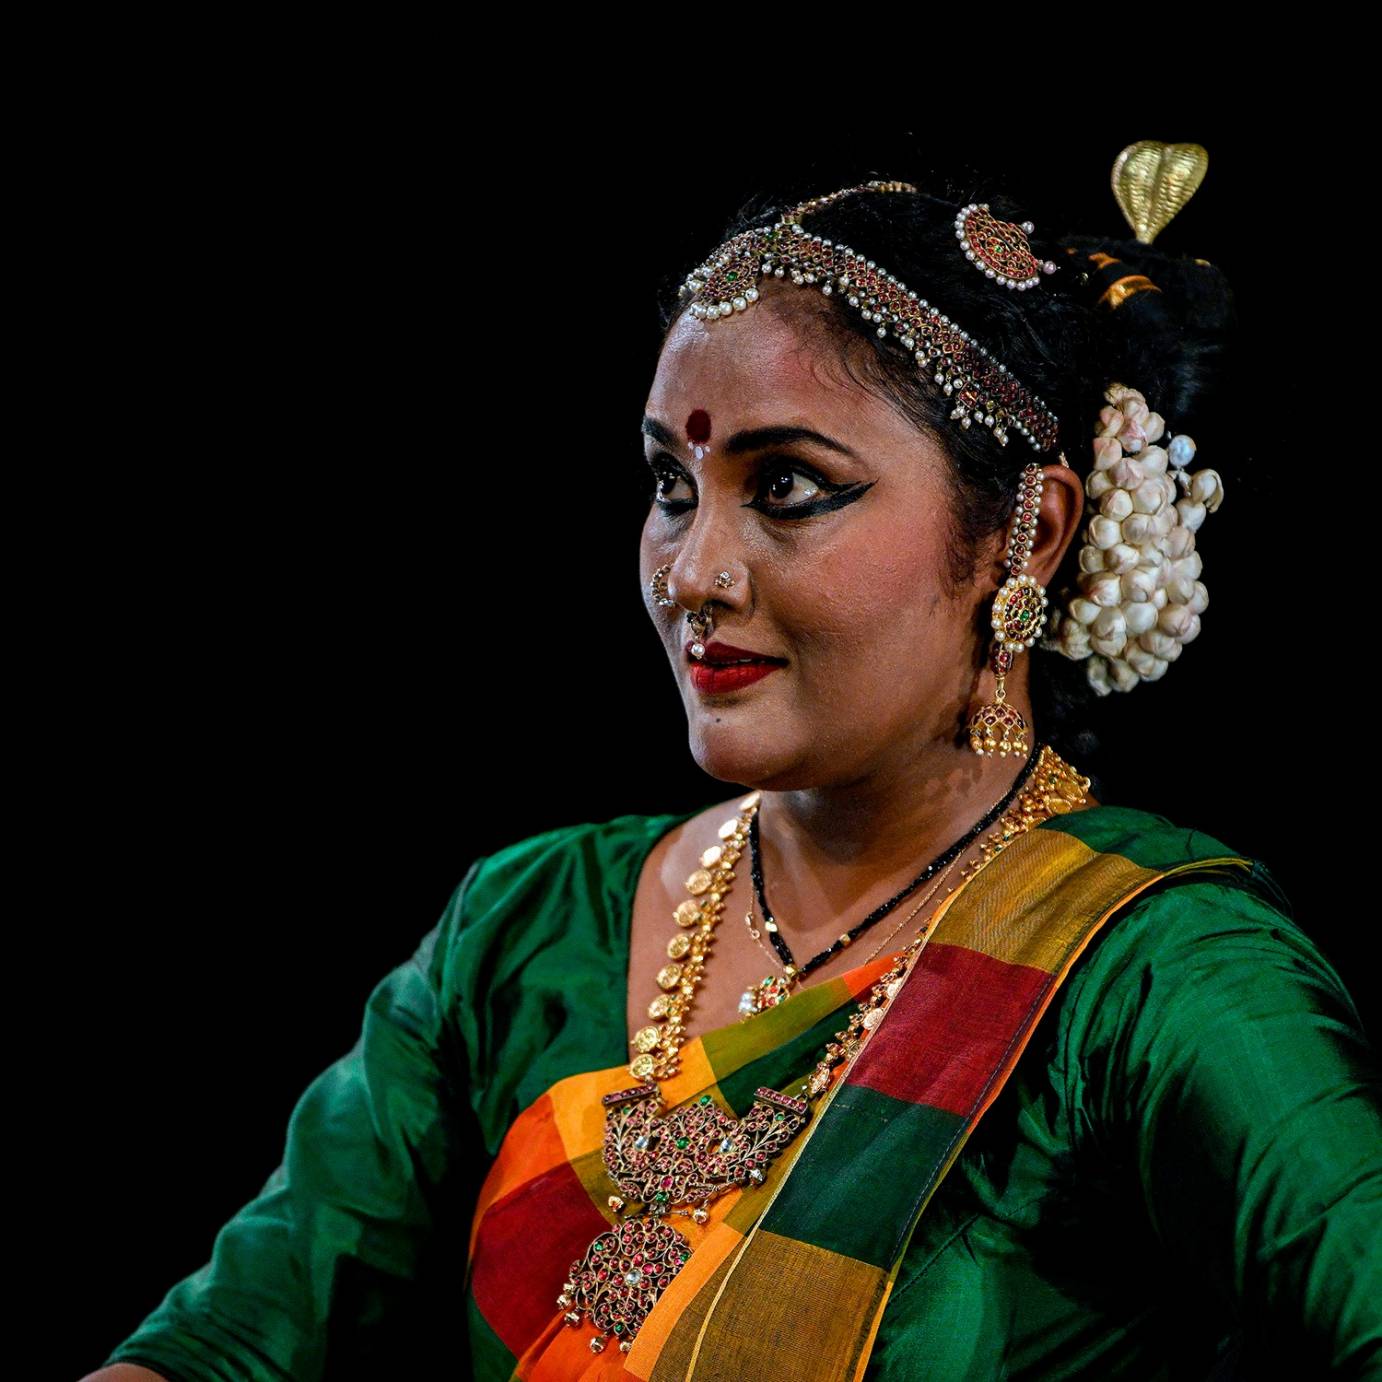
[753,738,1039,948]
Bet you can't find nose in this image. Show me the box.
[663,499,750,627]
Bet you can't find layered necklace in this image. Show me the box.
[557,743,1092,1356]
[738,745,1044,1017]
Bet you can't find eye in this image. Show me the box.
[647,459,694,510]
[758,463,823,508]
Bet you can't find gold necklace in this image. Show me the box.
[567,746,1092,1356]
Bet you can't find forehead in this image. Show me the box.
[649,291,851,414]
[645,288,914,452]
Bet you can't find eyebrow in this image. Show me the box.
[641,416,858,459]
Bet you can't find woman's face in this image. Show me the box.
[640,284,1004,791]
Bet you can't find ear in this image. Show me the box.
[1026,462,1086,588]
[970,461,1087,599]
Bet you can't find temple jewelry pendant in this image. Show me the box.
[558,1082,809,1353]
[738,973,793,1018]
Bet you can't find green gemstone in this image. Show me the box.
[593,1243,603,1252]
[614,1323,625,1334]
[676,1137,688,1148]
[699,1095,711,1105]
[655,1191,668,1201]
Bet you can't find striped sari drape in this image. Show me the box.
[466,814,1251,1381]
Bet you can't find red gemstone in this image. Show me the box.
[686,409,711,443]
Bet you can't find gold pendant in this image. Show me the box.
[559,1082,810,1351]
[738,973,793,1019]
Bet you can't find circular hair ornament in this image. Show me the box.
[955,204,1058,290]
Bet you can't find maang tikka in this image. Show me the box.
[967,462,1048,758]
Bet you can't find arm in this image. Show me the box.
[1067,869,1382,1377]
[97,858,489,1382]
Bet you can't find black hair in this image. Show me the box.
[651,171,1238,771]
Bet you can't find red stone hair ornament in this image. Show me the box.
[954,203,1059,291]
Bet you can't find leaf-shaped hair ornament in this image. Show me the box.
[1111,141,1208,244]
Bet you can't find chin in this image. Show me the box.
[686,715,774,786]
[684,717,820,792]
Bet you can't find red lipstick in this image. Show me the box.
[686,639,787,695]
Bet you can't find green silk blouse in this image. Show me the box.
[102,804,1382,1380]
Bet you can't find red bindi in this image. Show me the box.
[685,409,712,444]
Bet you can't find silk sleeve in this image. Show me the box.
[100,857,490,1382]
[1062,868,1382,1377]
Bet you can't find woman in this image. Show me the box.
[91,170,1381,1380]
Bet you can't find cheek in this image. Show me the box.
[776,520,956,658]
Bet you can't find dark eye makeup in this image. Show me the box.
[644,453,874,522]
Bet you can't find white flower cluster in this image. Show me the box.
[1041,382,1224,695]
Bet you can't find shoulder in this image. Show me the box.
[440,804,715,937]
[1019,800,1317,1001]
[1046,801,1302,982]
[1045,806,1367,1084]
[1037,800,1263,878]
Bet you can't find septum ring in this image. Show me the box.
[686,604,715,659]
[648,564,729,660]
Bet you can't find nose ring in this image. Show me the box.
[649,564,736,605]
[648,563,732,660]
[649,564,676,608]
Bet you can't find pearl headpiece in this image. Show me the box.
[678,181,1062,454]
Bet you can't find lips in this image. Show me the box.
[685,639,787,695]
[686,639,788,667]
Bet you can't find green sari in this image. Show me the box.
[102,804,1382,1379]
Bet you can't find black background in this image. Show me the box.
[53,87,1361,1378]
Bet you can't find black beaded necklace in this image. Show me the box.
[747,746,1044,982]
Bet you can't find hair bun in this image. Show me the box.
[1060,234,1237,431]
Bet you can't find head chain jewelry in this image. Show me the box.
[679,180,1061,454]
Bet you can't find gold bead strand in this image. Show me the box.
[628,791,760,1082]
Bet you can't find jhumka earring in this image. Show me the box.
[967,462,1049,758]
